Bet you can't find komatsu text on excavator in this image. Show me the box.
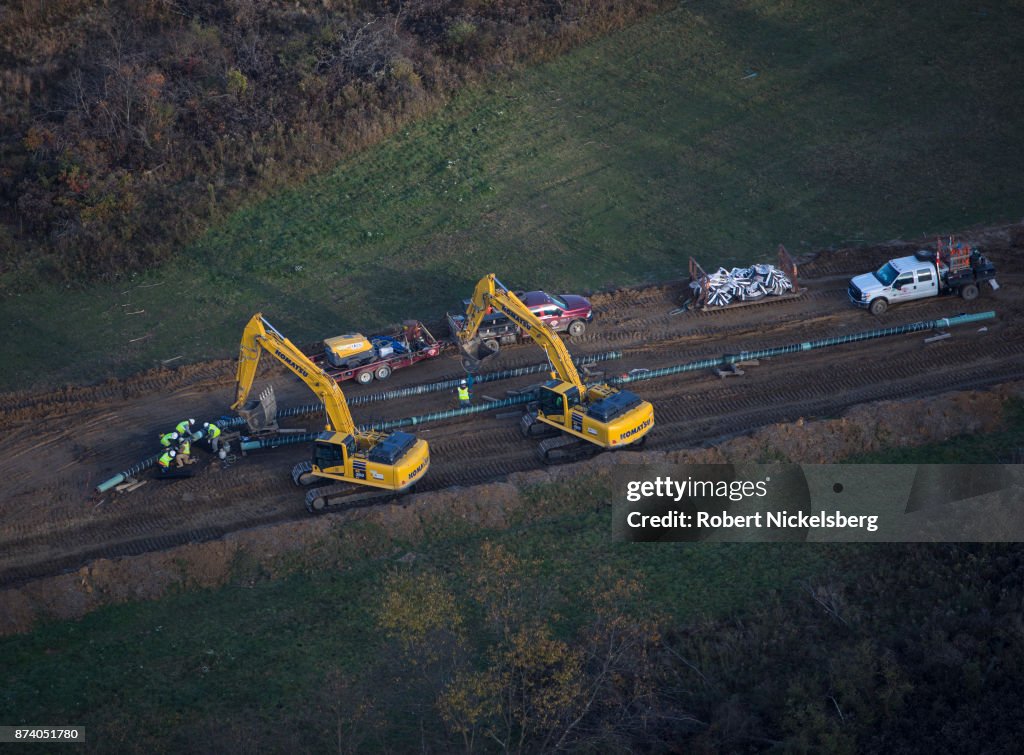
[452,275,654,463]
[233,313,430,512]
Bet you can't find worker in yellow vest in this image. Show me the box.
[157,449,176,474]
[175,418,196,438]
[457,379,471,408]
[203,422,222,453]
[159,431,179,448]
[176,439,192,467]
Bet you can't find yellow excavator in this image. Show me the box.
[233,313,430,512]
[453,275,654,463]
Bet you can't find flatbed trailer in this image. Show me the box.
[308,321,445,385]
[685,245,802,311]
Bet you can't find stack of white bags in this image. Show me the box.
[691,264,793,307]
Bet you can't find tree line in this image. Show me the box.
[1,0,664,284]
[316,541,1024,752]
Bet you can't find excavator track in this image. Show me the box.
[293,461,415,513]
[303,483,414,514]
[536,435,600,464]
[519,411,561,439]
[535,430,648,464]
[291,460,316,486]
[290,458,313,483]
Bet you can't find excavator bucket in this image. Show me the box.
[236,385,279,433]
[447,311,499,372]
[457,337,498,373]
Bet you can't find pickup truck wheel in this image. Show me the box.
[567,320,586,337]
[868,298,888,316]
[961,283,979,301]
[355,369,374,385]
[374,365,392,380]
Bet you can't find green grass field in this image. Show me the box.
[3,0,1022,391]
[0,483,854,749]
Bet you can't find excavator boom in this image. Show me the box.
[233,313,356,433]
[458,275,584,388]
[456,275,654,458]
[231,313,430,506]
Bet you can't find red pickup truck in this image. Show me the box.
[447,290,594,355]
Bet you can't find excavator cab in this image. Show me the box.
[313,433,355,473]
[537,382,581,421]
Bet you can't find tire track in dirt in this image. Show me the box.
[6,320,1018,588]
[0,225,1021,586]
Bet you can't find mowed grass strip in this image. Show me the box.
[3,0,1023,389]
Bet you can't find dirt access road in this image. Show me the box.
[1,224,1021,586]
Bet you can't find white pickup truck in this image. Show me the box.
[848,242,997,315]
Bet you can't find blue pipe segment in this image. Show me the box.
[222,352,622,428]
[236,394,541,452]
[240,432,321,452]
[347,351,620,405]
[363,393,537,432]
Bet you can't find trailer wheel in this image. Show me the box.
[961,283,979,301]
[483,339,500,355]
[868,298,888,316]
[355,369,374,385]
[375,364,392,380]
[567,320,587,337]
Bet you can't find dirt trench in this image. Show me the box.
[1,380,1020,637]
[0,221,1022,614]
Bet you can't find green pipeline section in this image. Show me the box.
[95,312,995,492]
[611,311,996,385]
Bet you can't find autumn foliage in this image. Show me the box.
[355,541,1024,752]
[0,0,664,283]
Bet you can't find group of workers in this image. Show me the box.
[156,418,223,473]
[153,380,470,476]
